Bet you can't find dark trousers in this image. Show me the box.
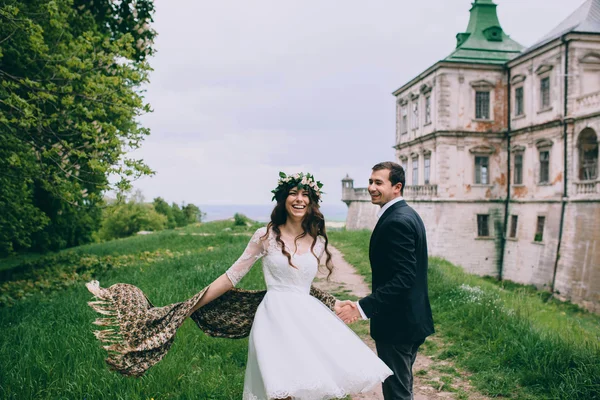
[375,339,424,400]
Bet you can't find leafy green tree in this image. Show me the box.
[183,203,203,224]
[0,0,156,255]
[152,197,175,228]
[170,203,187,228]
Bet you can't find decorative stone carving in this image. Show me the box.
[535,138,553,149]
[536,64,554,75]
[469,144,495,155]
[470,79,495,90]
[420,83,432,94]
[511,74,527,85]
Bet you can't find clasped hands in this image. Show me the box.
[334,300,362,324]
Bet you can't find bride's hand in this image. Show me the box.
[335,301,361,324]
[334,300,356,314]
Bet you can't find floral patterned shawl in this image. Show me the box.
[86,280,336,377]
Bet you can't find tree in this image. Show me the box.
[152,197,175,228]
[183,203,203,224]
[170,203,187,228]
[97,198,166,241]
[0,0,156,254]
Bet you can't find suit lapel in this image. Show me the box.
[369,199,407,259]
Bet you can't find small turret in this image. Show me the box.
[341,174,354,205]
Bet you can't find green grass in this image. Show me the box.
[3,225,599,399]
[0,221,266,399]
[329,230,600,400]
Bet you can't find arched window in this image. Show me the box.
[578,128,598,181]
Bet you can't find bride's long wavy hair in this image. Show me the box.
[263,185,334,279]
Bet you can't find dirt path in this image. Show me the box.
[314,246,489,400]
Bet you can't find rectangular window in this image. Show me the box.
[514,153,523,185]
[509,215,518,238]
[425,96,431,124]
[412,102,419,129]
[475,91,490,120]
[539,150,550,184]
[424,155,431,184]
[477,214,490,237]
[515,87,524,116]
[412,157,419,185]
[541,77,550,109]
[535,216,545,242]
[475,156,489,184]
[401,159,408,173]
[401,106,408,134]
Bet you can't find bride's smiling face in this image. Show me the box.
[285,187,310,221]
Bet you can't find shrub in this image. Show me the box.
[96,201,167,241]
[233,213,251,226]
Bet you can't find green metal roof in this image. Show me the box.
[445,0,524,64]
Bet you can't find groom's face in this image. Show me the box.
[368,169,402,207]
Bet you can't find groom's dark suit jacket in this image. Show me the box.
[358,199,434,344]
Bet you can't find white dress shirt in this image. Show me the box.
[355,195,404,320]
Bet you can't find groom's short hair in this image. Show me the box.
[372,161,405,194]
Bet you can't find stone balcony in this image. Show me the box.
[404,184,438,198]
[574,180,599,196]
[342,185,439,204]
[575,90,600,115]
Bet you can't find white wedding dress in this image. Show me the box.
[225,227,393,400]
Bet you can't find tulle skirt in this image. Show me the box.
[242,288,393,400]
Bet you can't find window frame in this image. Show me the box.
[509,215,518,239]
[534,215,546,243]
[424,154,431,185]
[539,149,550,184]
[475,91,491,120]
[578,129,599,181]
[474,156,490,185]
[515,86,524,117]
[540,76,551,110]
[401,158,408,174]
[412,101,419,130]
[400,105,408,135]
[477,214,490,238]
[412,156,419,185]
[514,152,524,185]
[425,95,432,125]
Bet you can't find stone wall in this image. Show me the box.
[555,202,600,313]
[345,197,599,313]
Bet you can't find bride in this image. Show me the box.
[85,172,392,400]
[189,172,392,399]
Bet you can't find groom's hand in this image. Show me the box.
[335,300,361,324]
[334,299,354,314]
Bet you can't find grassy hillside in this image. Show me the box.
[1,224,598,399]
[0,221,266,399]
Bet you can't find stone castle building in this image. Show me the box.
[342,0,600,312]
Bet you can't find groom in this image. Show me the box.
[337,161,434,400]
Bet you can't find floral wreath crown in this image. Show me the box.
[271,172,324,202]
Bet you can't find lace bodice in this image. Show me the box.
[226,227,326,293]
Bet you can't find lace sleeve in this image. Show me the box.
[316,235,327,261]
[225,227,267,286]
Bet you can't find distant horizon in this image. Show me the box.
[199,203,348,223]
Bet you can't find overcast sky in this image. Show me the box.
[129,0,575,207]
